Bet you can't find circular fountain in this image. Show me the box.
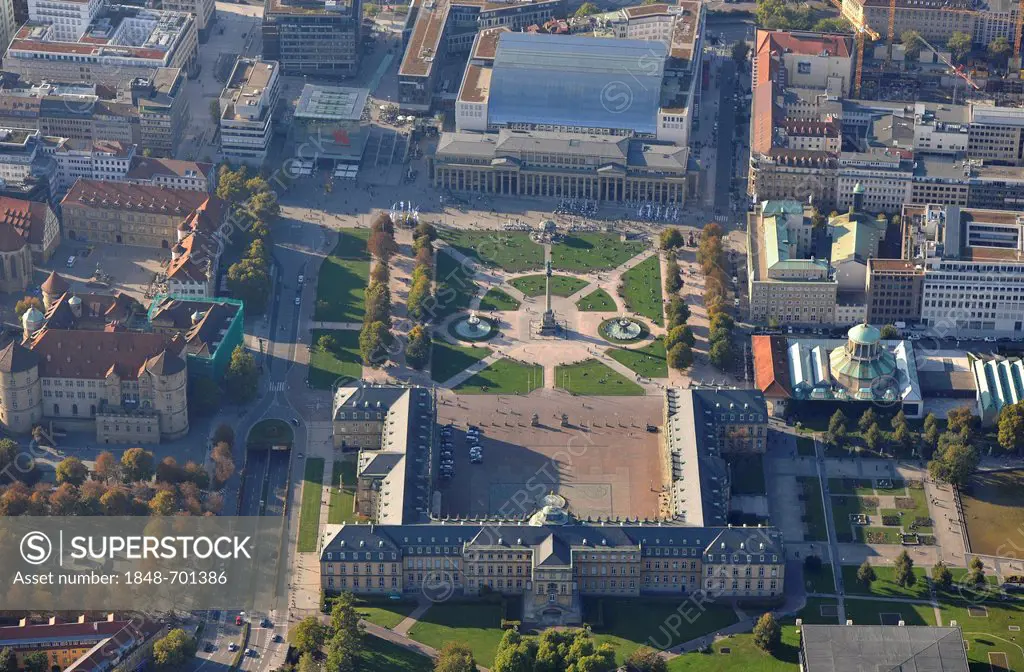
[600,315,646,343]
[450,310,496,341]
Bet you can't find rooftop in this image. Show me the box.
[294,84,368,121]
[62,180,220,218]
[801,625,969,672]
[26,328,183,380]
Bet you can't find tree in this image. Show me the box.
[368,229,397,260]
[901,29,923,59]
[709,338,731,370]
[946,406,977,439]
[156,457,184,484]
[297,653,319,672]
[894,422,913,454]
[813,17,851,33]
[14,296,42,319]
[56,456,88,486]
[330,592,363,641]
[998,402,1024,453]
[226,345,259,403]
[415,221,437,241]
[928,438,978,486]
[827,410,848,447]
[933,561,953,591]
[988,35,1011,68]
[248,190,280,224]
[213,424,235,447]
[667,297,690,328]
[22,652,48,672]
[149,490,177,515]
[0,648,15,672]
[120,447,155,483]
[209,99,220,123]
[665,325,695,351]
[880,324,900,339]
[290,616,327,655]
[574,1,598,16]
[664,258,682,294]
[435,642,477,672]
[318,333,339,354]
[752,613,781,653]
[624,646,667,672]
[858,407,878,434]
[190,376,222,415]
[153,628,196,670]
[731,40,750,66]
[371,262,391,287]
[659,228,684,250]
[857,560,876,588]
[947,31,972,64]
[890,409,908,432]
[227,257,270,314]
[405,324,431,370]
[364,282,392,326]
[667,343,694,370]
[894,550,916,587]
[99,487,130,515]
[359,321,391,366]
[325,629,359,672]
[211,443,236,487]
[804,555,823,573]
[968,556,986,586]
[865,423,883,453]
[216,165,248,202]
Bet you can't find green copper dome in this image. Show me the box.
[848,323,881,345]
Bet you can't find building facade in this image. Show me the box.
[218,58,280,167]
[262,0,361,77]
[147,295,243,381]
[132,68,190,155]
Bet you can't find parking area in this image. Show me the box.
[42,241,169,301]
[434,391,666,521]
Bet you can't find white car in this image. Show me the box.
[228,643,238,652]
[297,274,305,285]
[294,296,301,306]
[66,255,76,268]
[984,336,997,343]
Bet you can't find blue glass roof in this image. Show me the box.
[488,33,666,135]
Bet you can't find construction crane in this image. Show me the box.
[916,33,981,94]
[1016,0,1024,63]
[887,0,896,61]
[827,0,880,97]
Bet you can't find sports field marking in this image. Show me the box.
[969,606,989,617]
[988,651,1009,671]
[820,604,838,617]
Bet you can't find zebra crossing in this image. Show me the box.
[268,382,287,392]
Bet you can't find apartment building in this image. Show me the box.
[0,128,56,192]
[218,58,280,167]
[0,0,15,53]
[4,2,198,86]
[159,0,214,36]
[50,139,135,192]
[866,259,926,325]
[321,523,784,624]
[131,68,190,156]
[262,0,361,77]
[60,179,226,249]
[747,200,838,325]
[125,157,213,192]
[0,615,165,672]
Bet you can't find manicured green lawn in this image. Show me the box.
[794,598,840,625]
[841,565,930,599]
[607,338,668,378]
[799,477,828,542]
[619,255,664,325]
[430,340,492,384]
[359,634,432,672]
[803,565,836,595]
[940,599,1024,671]
[729,454,766,495]
[589,598,739,662]
[939,568,1000,603]
[439,229,544,272]
[509,274,589,297]
[575,288,617,311]
[315,228,371,322]
[844,597,937,626]
[405,603,505,667]
[435,250,479,319]
[478,288,520,311]
[551,233,646,272]
[454,358,543,395]
[356,601,419,630]
[796,436,816,456]
[830,494,878,543]
[666,626,801,672]
[555,359,645,396]
[853,526,904,544]
[246,418,293,450]
[327,459,358,524]
[297,458,325,552]
[309,329,362,389]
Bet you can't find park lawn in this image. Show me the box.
[939,568,1000,603]
[830,495,878,542]
[828,478,873,496]
[430,340,492,384]
[509,274,589,297]
[478,288,520,311]
[796,437,816,456]
[590,598,739,663]
[309,329,362,389]
[435,250,479,319]
[619,255,664,325]
[844,597,937,626]
[799,477,828,542]
[356,601,419,630]
[729,454,766,495]
[666,626,802,672]
[359,634,433,672]
[297,458,325,552]
[405,603,505,667]
[875,479,907,495]
[854,526,904,545]
[576,288,618,311]
[841,565,930,599]
[794,598,840,625]
[940,600,1024,672]
[607,338,668,378]
[554,359,645,396]
[804,564,835,595]
[551,233,646,272]
[454,358,543,395]
[439,229,544,273]
[315,228,371,322]
[327,459,358,524]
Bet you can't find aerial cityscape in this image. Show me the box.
[3,0,1024,670]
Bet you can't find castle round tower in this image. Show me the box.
[40,271,70,310]
[144,349,189,439]
[0,340,42,434]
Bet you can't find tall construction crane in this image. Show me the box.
[916,33,981,93]
[887,0,896,61]
[827,0,880,97]
[1015,0,1024,64]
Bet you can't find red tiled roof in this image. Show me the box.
[753,335,792,399]
[27,328,182,380]
[62,180,215,216]
[0,196,52,250]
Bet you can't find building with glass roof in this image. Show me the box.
[288,84,370,173]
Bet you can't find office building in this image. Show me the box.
[131,68,190,155]
[159,0,215,36]
[0,128,57,195]
[4,1,198,87]
[866,258,925,325]
[218,57,279,167]
[290,84,370,177]
[50,139,135,192]
[262,0,361,77]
